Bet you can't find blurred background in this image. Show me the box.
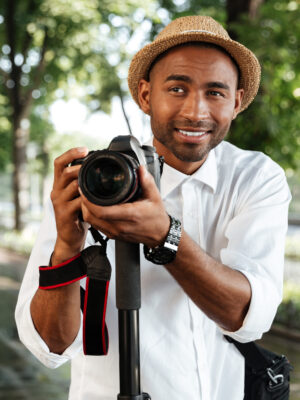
[0,0,299,398]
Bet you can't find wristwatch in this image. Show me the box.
[143,215,182,265]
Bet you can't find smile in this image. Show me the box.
[178,129,210,137]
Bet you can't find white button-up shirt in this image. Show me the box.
[15,140,291,400]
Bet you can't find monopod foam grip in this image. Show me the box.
[115,240,141,310]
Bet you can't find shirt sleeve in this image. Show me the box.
[15,198,83,369]
[219,163,291,342]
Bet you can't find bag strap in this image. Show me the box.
[225,336,271,371]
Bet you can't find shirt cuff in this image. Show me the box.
[19,300,83,369]
[219,253,282,342]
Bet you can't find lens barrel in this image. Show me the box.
[78,150,139,206]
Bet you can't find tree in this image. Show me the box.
[0,0,102,229]
[75,0,165,135]
[226,0,265,25]
[0,0,165,230]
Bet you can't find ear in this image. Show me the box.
[232,88,244,120]
[138,79,151,115]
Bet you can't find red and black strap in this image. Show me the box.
[38,239,111,356]
[83,277,110,355]
[39,254,86,289]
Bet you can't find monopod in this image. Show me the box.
[115,240,151,400]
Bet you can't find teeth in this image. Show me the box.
[178,129,208,137]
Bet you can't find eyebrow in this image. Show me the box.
[206,81,230,91]
[164,75,230,91]
[165,74,192,83]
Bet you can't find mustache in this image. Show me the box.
[171,120,217,131]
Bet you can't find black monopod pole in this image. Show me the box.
[115,240,151,400]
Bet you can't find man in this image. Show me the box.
[15,16,291,399]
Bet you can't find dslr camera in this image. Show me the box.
[71,135,162,206]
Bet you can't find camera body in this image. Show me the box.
[72,135,162,206]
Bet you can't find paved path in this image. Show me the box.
[0,247,70,400]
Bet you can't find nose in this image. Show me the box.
[180,92,210,122]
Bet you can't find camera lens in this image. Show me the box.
[78,151,139,206]
[86,159,125,198]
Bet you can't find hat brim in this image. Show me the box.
[128,31,261,112]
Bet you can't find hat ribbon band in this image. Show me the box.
[181,29,219,36]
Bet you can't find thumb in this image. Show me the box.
[138,165,160,200]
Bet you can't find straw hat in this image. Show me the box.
[128,16,261,112]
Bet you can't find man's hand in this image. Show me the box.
[31,147,89,354]
[80,165,170,248]
[51,147,89,264]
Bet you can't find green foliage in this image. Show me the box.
[78,0,164,114]
[275,283,300,330]
[0,95,12,171]
[285,235,300,261]
[149,0,226,38]
[0,0,102,103]
[226,0,300,170]
[1,0,299,176]
[0,0,103,172]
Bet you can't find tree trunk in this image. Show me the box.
[249,0,265,19]
[4,0,48,230]
[226,0,251,25]
[226,0,265,38]
[12,113,30,230]
[39,145,50,207]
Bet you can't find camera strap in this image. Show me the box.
[82,229,111,355]
[39,227,111,356]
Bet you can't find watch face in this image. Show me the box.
[148,247,176,265]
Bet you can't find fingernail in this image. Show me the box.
[143,166,149,175]
[77,147,88,154]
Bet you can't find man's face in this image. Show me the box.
[138,45,244,174]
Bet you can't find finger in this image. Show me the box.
[52,179,80,205]
[55,196,82,221]
[82,213,134,242]
[54,165,81,190]
[53,147,88,182]
[81,202,117,235]
[60,179,81,202]
[79,189,136,221]
[66,197,83,217]
[138,165,161,201]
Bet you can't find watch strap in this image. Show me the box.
[144,214,181,264]
[166,215,182,250]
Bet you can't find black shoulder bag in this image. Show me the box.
[226,336,293,400]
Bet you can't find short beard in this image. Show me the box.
[151,119,229,163]
[171,142,212,162]
[157,136,215,162]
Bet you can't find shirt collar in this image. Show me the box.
[191,148,218,193]
[144,136,218,198]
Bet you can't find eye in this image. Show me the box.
[208,90,225,97]
[169,86,185,93]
